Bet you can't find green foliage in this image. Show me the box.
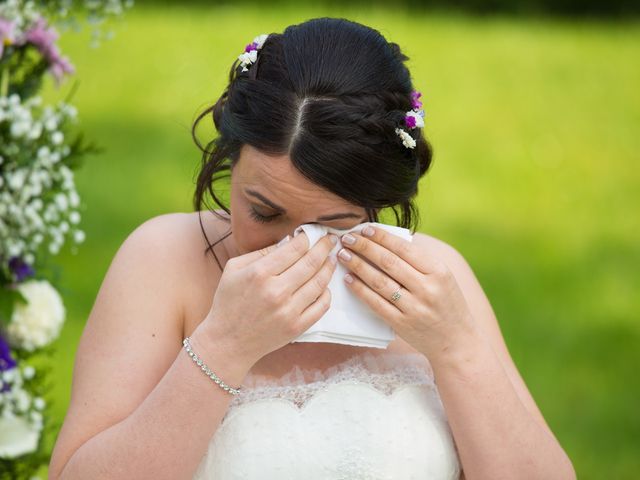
[0,46,49,100]
[0,286,28,328]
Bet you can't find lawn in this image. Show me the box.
[30,3,640,478]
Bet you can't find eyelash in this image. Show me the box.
[249,207,279,223]
[248,206,367,226]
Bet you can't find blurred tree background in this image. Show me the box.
[33,1,639,478]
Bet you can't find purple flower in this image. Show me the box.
[410,90,423,110]
[16,17,75,85]
[0,332,17,393]
[0,333,16,372]
[0,17,17,59]
[244,41,259,53]
[405,115,417,128]
[9,256,35,282]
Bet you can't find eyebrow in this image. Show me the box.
[245,188,364,221]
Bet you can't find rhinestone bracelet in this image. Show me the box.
[182,337,241,396]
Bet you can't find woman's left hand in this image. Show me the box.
[336,226,477,358]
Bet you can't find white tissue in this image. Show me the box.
[289,221,413,349]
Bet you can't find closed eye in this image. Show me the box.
[248,207,367,228]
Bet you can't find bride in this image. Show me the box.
[48,17,575,480]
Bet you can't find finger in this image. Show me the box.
[295,287,332,336]
[338,247,410,313]
[344,272,404,324]
[278,233,337,287]
[232,230,310,271]
[291,254,337,312]
[350,226,441,275]
[339,233,423,293]
[227,239,283,270]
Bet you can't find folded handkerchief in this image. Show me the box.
[289,221,413,349]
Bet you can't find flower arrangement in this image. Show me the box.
[394,90,426,150]
[0,0,132,477]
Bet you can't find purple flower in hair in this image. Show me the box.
[404,110,425,129]
[9,256,35,282]
[238,33,269,72]
[410,90,423,110]
[245,42,259,53]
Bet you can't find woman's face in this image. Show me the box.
[229,144,369,255]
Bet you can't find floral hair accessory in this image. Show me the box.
[238,33,269,72]
[395,89,426,149]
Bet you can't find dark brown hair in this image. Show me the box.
[191,17,434,271]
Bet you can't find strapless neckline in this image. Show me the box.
[228,350,437,411]
[191,350,462,480]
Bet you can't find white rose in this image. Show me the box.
[6,279,66,352]
[0,413,40,459]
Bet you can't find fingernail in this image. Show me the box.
[329,254,338,265]
[341,233,355,245]
[329,234,338,244]
[362,226,375,237]
[344,273,354,284]
[276,235,290,247]
[338,248,352,261]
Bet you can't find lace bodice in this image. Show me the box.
[192,351,462,479]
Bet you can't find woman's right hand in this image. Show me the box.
[197,231,339,367]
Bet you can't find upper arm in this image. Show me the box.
[49,213,193,478]
[416,233,557,441]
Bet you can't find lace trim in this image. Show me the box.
[228,351,436,410]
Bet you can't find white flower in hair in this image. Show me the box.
[405,109,425,128]
[395,128,416,149]
[253,34,269,48]
[238,33,269,72]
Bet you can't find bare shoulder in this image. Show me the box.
[127,210,234,337]
[48,211,230,478]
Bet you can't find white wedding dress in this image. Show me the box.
[192,350,462,479]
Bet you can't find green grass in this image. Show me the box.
[28,3,640,478]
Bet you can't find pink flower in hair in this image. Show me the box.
[410,90,423,110]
